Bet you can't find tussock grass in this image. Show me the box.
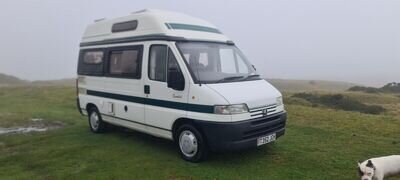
[291,93,386,115]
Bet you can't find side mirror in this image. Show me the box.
[167,67,185,91]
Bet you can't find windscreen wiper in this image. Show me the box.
[243,74,260,80]
[216,76,245,83]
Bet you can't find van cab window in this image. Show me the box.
[149,45,168,82]
[177,42,259,84]
[148,46,183,83]
[167,48,185,90]
[168,49,181,74]
[108,49,142,78]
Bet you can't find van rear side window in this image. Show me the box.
[78,49,104,76]
[108,48,142,79]
[84,51,103,64]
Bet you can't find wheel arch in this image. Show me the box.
[172,118,204,142]
[86,103,98,113]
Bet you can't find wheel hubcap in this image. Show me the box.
[179,130,198,157]
[90,112,99,130]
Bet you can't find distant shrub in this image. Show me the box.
[348,82,400,94]
[291,93,317,102]
[348,86,380,93]
[292,93,386,115]
[284,96,312,106]
[363,105,387,115]
[381,82,400,93]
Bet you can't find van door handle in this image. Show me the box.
[144,85,150,94]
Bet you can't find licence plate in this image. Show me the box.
[257,133,276,146]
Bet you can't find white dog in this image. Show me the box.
[358,155,400,180]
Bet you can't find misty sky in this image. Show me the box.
[0,0,398,86]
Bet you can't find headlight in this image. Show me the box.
[214,104,249,115]
[276,96,283,106]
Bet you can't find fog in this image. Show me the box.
[0,0,398,86]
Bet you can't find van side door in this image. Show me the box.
[101,45,146,132]
[143,42,189,139]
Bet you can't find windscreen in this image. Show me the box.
[176,42,260,84]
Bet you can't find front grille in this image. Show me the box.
[249,104,278,119]
[251,114,281,126]
[242,112,286,140]
[243,121,285,139]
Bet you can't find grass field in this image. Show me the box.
[0,85,399,179]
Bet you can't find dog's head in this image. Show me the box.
[357,160,376,180]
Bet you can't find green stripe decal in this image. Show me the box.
[87,90,214,113]
[165,23,222,34]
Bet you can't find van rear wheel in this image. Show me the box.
[88,107,107,133]
[176,124,208,162]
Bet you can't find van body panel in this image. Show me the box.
[102,114,148,135]
[102,77,145,125]
[186,83,232,122]
[205,80,282,109]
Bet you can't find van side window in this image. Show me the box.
[108,48,142,78]
[84,51,103,64]
[149,45,168,82]
[78,49,104,76]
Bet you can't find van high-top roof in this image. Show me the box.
[81,9,231,47]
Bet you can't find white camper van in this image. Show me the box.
[77,9,286,162]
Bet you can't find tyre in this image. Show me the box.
[176,124,208,162]
[88,107,107,133]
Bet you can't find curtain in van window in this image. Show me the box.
[77,50,104,76]
[149,45,167,82]
[109,50,140,77]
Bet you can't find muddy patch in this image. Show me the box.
[0,119,64,135]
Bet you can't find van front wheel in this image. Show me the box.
[88,107,107,133]
[176,124,208,162]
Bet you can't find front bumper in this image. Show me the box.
[194,111,287,152]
